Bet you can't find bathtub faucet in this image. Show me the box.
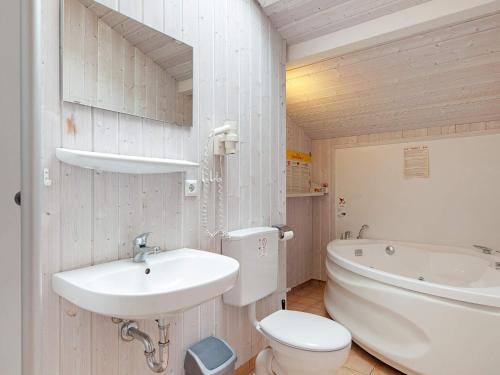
[357,224,369,239]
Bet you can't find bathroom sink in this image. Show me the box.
[52,249,240,319]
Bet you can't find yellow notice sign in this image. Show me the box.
[286,149,312,193]
[404,145,429,178]
[286,149,312,162]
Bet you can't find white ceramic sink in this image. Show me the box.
[52,249,239,319]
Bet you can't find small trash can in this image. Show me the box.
[184,336,237,375]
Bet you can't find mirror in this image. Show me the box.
[62,0,193,126]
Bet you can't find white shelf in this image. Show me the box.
[287,192,326,198]
[56,148,199,174]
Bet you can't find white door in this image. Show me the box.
[0,0,22,374]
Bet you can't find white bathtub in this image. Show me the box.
[325,240,500,375]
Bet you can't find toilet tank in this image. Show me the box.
[222,227,279,307]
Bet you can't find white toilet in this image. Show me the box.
[222,227,351,375]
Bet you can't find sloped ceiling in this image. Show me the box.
[259,0,431,44]
[285,13,500,139]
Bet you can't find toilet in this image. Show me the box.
[222,227,351,375]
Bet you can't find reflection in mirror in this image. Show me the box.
[62,0,193,126]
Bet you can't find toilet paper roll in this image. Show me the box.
[280,231,294,241]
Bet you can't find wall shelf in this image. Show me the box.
[56,148,199,174]
[286,192,326,198]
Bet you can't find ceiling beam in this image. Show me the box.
[287,0,500,69]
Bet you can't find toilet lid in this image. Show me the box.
[259,310,351,352]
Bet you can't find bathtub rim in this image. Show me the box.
[327,239,500,308]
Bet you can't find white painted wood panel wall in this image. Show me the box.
[39,0,286,374]
[310,120,500,281]
[286,116,313,288]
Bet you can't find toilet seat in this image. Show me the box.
[259,310,351,352]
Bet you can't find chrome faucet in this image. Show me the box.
[357,224,369,239]
[341,231,352,240]
[133,232,160,263]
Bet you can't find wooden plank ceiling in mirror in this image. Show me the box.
[63,0,193,126]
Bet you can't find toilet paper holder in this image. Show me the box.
[273,225,294,241]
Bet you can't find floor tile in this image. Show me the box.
[371,362,403,375]
[336,368,365,375]
[343,348,376,374]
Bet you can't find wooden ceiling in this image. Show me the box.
[286,13,500,139]
[260,0,431,44]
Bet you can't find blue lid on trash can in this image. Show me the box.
[189,336,233,370]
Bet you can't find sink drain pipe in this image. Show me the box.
[120,319,170,373]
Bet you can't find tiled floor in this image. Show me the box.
[287,280,403,375]
[236,280,404,375]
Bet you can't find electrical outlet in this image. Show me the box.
[185,179,199,197]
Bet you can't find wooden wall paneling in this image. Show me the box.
[306,122,500,285]
[193,0,215,352]
[123,42,135,114]
[238,0,252,231]
[225,0,240,234]
[84,7,98,105]
[97,0,117,11]
[42,1,286,374]
[250,1,262,228]
[181,0,197,46]
[60,102,93,375]
[164,312,184,374]
[211,0,229,341]
[61,300,92,375]
[115,114,152,375]
[197,0,215,252]
[276,29,288,301]
[91,313,119,375]
[286,197,313,288]
[156,69,167,122]
[249,0,262,356]
[261,13,271,227]
[118,0,142,21]
[311,139,333,281]
[179,0,199,252]
[134,48,147,117]
[163,124,183,252]
[141,119,165,247]
[225,0,253,366]
[145,59,157,120]
[285,116,313,287]
[111,29,125,112]
[164,0,182,41]
[41,1,63,374]
[96,19,113,109]
[66,0,85,103]
[142,0,164,32]
[117,114,144,260]
[92,109,120,264]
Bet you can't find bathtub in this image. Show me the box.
[325,240,500,375]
